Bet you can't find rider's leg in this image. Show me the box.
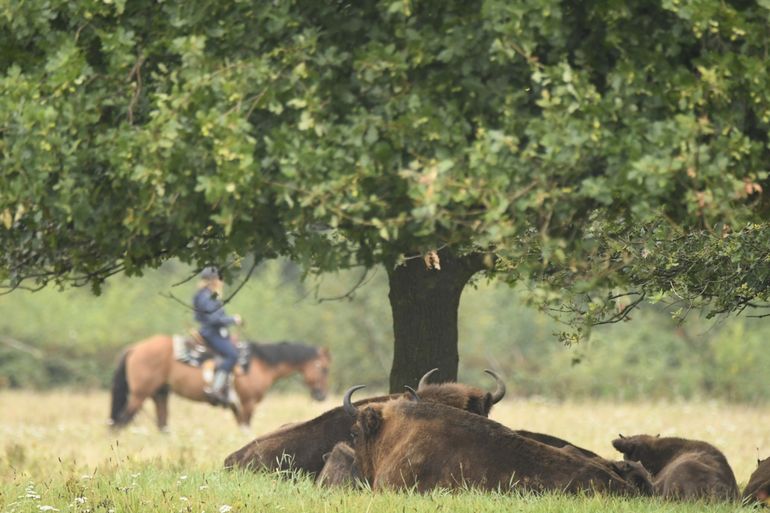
[202,332,238,402]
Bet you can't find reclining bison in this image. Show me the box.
[742,456,770,506]
[612,434,738,501]
[224,369,505,475]
[344,386,649,495]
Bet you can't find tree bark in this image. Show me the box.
[387,250,487,392]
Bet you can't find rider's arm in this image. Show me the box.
[194,291,237,327]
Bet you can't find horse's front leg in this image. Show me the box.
[235,397,261,432]
[152,385,171,432]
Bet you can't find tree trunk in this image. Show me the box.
[387,250,487,392]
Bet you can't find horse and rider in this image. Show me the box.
[108,266,332,430]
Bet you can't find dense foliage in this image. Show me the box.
[2,1,770,328]
[2,261,769,404]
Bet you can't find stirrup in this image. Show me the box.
[205,388,231,407]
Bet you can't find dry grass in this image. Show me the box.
[0,390,764,512]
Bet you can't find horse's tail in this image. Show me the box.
[109,350,131,426]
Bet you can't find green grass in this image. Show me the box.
[2,467,745,513]
[0,390,758,513]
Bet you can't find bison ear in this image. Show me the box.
[483,393,494,416]
[323,452,331,462]
[360,407,383,438]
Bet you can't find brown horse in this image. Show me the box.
[109,335,331,431]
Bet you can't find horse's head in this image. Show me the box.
[300,347,331,401]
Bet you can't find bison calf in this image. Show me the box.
[345,386,638,495]
[612,434,738,501]
[317,442,361,488]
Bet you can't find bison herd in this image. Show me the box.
[224,369,770,505]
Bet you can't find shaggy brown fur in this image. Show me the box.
[351,399,639,494]
[612,434,739,501]
[224,383,500,475]
[742,457,770,505]
[317,442,360,488]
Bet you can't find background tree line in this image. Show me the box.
[1,260,768,403]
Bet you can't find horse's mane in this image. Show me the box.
[247,341,319,366]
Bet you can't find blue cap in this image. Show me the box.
[200,266,220,280]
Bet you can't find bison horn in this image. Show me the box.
[403,385,420,401]
[343,385,366,417]
[417,368,439,391]
[484,369,506,404]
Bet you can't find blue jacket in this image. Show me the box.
[193,288,236,334]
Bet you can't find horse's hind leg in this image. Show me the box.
[118,393,146,426]
[152,385,171,432]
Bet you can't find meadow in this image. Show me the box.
[0,390,762,512]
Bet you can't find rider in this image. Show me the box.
[193,266,242,405]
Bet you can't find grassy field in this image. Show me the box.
[0,390,762,512]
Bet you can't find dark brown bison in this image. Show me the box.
[223,369,506,475]
[344,387,640,495]
[612,434,739,501]
[317,442,360,488]
[742,457,770,505]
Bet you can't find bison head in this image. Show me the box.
[343,385,388,483]
[612,434,666,475]
[414,368,505,417]
[317,442,361,488]
[609,460,654,496]
[743,456,770,506]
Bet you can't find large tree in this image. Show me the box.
[2,1,770,390]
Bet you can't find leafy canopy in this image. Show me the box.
[1,0,769,325]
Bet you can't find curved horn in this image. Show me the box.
[484,369,506,404]
[417,368,439,391]
[403,385,420,401]
[343,385,366,417]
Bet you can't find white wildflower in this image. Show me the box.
[39,507,59,512]
[180,497,189,502]
[219,505,232,513]
[74,497,87,505]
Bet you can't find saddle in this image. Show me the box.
[172,331,250,373]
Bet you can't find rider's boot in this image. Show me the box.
[205,369,231,406]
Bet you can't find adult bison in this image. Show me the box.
[343,386,642,495]
[742,457,770,505]
[223,369,505,475]
[612,434,739,501]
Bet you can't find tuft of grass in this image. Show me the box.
[0,390,762,512]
